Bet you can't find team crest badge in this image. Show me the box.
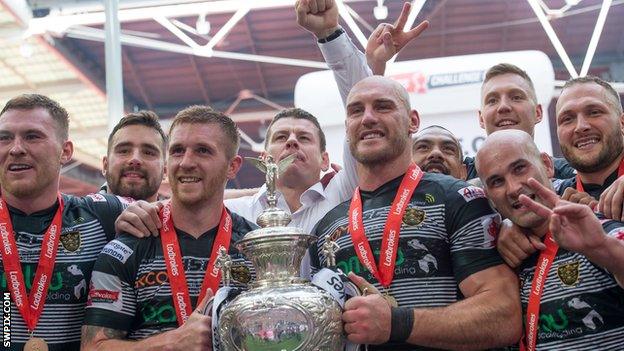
[403,207,426,226]
[231,263,252,284]
[557,261,580,286]
[60,231,81,252]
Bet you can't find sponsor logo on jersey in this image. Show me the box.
[329,225,348,242]
[101,240,133,263]
[136,270,169,288]
[480,214,500,248]
[557,261,580,286]
[87,272,124,312]
[88,289,120,304]
[607,227,624,241]
[424,193,435,204]
[457,186,486,202]
[86,193,107,202]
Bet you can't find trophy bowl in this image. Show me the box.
[217,226,344,351]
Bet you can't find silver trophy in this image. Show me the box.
[217,154,343,350]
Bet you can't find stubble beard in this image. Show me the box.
[349,136,407,167]
[562,132,624,173]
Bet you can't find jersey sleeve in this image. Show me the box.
[445,181,504,283]
[83,193,132,241]
[318,32,372,105]
[84,235,139,333]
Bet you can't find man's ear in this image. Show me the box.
[540,152,554,178]
[102,155,108,177]
[60,140,74,165]
[227,155,243,179]
[535,103,543,123]
[478,110,485,130]
[320,151,330,172]
[409,110,420,134]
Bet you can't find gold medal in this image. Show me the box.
[24,337,48,351]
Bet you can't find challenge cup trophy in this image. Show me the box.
[216,154,345,350]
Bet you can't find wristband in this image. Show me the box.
[389,307,414,343]
[318,27,345,43]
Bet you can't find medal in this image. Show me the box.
[159,201,232,325]
[348,164,423,289]
[0,194,64,340]
[24,337,48,351]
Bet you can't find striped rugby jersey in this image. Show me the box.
[311,172,505,351]
[84,210,256,340]
[518,218,624,350]
[0,193,126,351]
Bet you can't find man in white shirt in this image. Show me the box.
[224,108,357,234]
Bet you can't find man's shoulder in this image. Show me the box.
[229,210,260,239]
[97,233,147,265]
[552,156,576,179]
[421,172,486,202]
[554,176,576,195]
[63,192,126,209]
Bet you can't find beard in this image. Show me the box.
[349,134,408,167]
[107,167,160,201]
[170,168,227,208]
[562,131,624,173]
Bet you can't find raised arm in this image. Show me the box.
[365,2,429,76]
[296,0,371,104]
[520,177,624,287]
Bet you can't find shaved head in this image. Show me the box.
[348,76,411,112]
[476,129,540,175]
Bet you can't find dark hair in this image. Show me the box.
[264,108,326,152]
[169,105,240,158]
[561,75,623,115]
[108,110,167,155]
[0,94,70,140]
[483,63,537,101]
[413,125,463,159]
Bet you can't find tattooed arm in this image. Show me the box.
[81,312,212,351]
[81,290,214,351]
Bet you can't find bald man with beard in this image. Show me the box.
[311,76,521,350]
[476,129,624,350]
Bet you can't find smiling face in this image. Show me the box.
[479,73,542,137]
[0,108,73,199]
[412,127,466,179]
[264,117,329,189]
[345,77,418,167]
[103,124,165,201]
[477,130,553,230]
[167,122,241,207]
[556,82,624,173]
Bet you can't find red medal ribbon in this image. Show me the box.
[0,194,64,332]
[348,164,423,288]
[576,156,624,193]
[520,232,558,351]
[159,201,232,326]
